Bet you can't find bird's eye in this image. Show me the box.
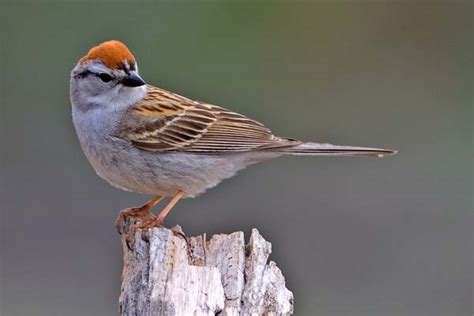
[97,73,113,83]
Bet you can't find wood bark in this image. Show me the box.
[118,226,294,315]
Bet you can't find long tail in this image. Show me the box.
[274,142,397,157]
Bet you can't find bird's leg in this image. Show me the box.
[137,190,185,233]
[136,190,187,242]
[115,195,163,235]
[156,190,185,226]
[122,191,185,249]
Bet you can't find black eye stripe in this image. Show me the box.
[97,73,113,82]
[76,70,93,78]
[75,71,115,82]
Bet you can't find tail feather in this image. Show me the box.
[274,142,397,157]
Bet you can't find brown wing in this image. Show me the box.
[116,85,300,153]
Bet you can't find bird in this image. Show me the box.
[70,40,396,237]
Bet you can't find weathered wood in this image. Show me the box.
[119,226,294,315]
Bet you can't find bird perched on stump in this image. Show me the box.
[70,40,396,240]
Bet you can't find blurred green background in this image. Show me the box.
[1,1,472,315]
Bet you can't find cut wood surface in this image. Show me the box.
[119,226,294,315]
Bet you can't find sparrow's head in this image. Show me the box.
[70,40,146,111]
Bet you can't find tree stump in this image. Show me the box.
[118,226,294,315]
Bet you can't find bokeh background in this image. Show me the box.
[1,1,472,315]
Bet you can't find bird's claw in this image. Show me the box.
[115,206,156,234]
[171,225,187,240]
[116,206,157,251]
[125,235,134,251]
[140,229,149,242]
[122,218,166,251]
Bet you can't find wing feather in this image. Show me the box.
[117,85,299,153]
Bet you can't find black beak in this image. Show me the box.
[121,73,146,87]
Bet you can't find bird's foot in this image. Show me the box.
[118,192,185,250]
[115,205,156,236]
[116,206,160,251]
[134,217,166,243]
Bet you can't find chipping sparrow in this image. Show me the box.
[70,40,396,235]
